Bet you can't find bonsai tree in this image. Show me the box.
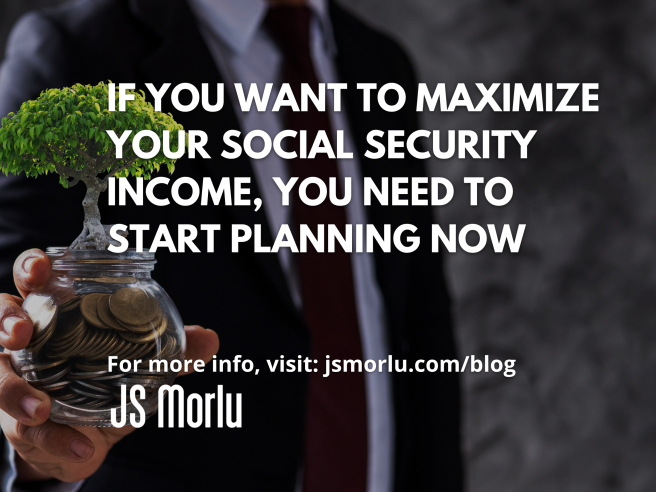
[0,82,185,250]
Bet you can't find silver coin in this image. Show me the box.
[70,386,113,400]
[21,359,68,373]
[53,392,78,401]
[62,396,91,405]
[68,370,110,379]
[41,380,71,391]
[90,373,126,381]
[75,380,113,394]
[77,399,111,408]
[23,295,57,340]
[24,365,70,385]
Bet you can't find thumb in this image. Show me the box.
[178,325,219,376]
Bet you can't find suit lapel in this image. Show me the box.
[129,0,301,324]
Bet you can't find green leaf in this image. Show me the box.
[0,81,185,187]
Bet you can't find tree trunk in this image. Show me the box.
[70,179,109,250]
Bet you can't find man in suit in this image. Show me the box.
[0,0,462,490]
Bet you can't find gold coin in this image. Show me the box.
[49,321,86,348]
[118,341,148,359]
[96,295,128,331]
[49,335,81,351]
[80,294,110,329]
[158,334,173,358]
[87,331,120,360]
[51,312,86,344]
[163,333,182,359]
[134,340,158,358]
[30,325,56,354]
[88,337,128,361]
[59,295,83,313]
[120,317,168,344]
[22,285,178,411]
[109,288,158,326]
[111,340,136,359]
[30,317,56,344]
[132,340,156,358]
[116,307,162,333]
[50,329,92,359]
[75,329,107,357]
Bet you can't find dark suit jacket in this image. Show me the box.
[0,1,463,490]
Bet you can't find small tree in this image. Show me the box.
[0,82,185,250]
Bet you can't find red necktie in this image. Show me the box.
[265,7,368,492]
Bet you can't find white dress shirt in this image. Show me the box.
[3,1,394,491]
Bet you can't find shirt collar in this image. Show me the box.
[188,0,336,55]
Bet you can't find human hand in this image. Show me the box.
[0,249,219,482]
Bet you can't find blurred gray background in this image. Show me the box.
[2,0,654,491]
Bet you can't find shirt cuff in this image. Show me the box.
[2,439,84,492]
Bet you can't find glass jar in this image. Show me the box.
[10,248,186,427]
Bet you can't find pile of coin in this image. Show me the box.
[18,288,181,409]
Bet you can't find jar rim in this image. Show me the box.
[46,247,155,260]
[46,247,156,272]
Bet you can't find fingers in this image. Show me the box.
[179,325,219,376]
[1,413,95,463]
[0,352,95,464]
[0,294,34,350]
[4,249,51,351]
[0,354,51,425]
[13,249,51,299]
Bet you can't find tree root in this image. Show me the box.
[69,223,128,250]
